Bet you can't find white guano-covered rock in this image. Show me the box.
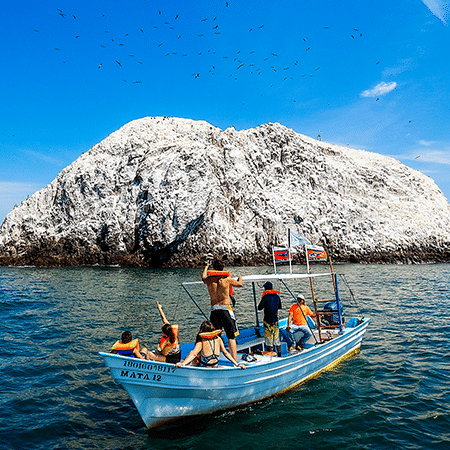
[1,116,449,266]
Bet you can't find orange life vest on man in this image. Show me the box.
[261,289,281,299]
[207,270,234,295]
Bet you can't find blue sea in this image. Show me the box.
[1,263,449,450]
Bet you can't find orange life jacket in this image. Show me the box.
[199,329,222,340]
[111,338,140,356]
[207,270,234,295]
[157,324,179,354]
[261,289,281,299]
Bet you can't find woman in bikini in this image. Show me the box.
[176,321,245,369]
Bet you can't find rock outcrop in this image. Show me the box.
[1,116,450,267]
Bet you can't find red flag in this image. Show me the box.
[274,248,290,261]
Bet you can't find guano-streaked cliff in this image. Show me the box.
[1,116,450,267]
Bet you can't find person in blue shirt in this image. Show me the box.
[258,281,282,356]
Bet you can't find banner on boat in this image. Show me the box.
[289,231,311,248]
[307,245,327,261]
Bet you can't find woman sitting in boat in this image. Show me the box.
[110,330,149,359]
[176,321,245,369]
[145,302,181,364]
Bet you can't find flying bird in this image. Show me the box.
[116,60,122,66]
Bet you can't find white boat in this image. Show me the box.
[100,269,370,429]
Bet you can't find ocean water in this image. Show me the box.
[1,263,449,450]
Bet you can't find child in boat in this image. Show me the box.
[146,301,181,364]
[110,330,149,359]
[176,320,245,369]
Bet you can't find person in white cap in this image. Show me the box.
[286,294,316,350]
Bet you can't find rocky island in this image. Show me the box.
[1,117,450,267]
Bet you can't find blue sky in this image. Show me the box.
[1,0,450,223]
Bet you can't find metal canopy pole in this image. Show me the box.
[181,284,209,321]
[252,282,260,328]
[334,273,344,333]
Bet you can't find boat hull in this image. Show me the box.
[100,318,369,428]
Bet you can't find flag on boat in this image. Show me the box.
[289,231,311,247]
[273,247,291,261]
[307,245,327,261]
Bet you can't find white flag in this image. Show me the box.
[289,231,311,247]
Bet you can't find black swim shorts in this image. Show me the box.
[210,307,239,340]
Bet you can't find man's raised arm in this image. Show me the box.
[202,263,209,283]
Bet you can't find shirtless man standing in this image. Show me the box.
[202,260,243,361]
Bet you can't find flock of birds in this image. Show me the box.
[32,2,377,96]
